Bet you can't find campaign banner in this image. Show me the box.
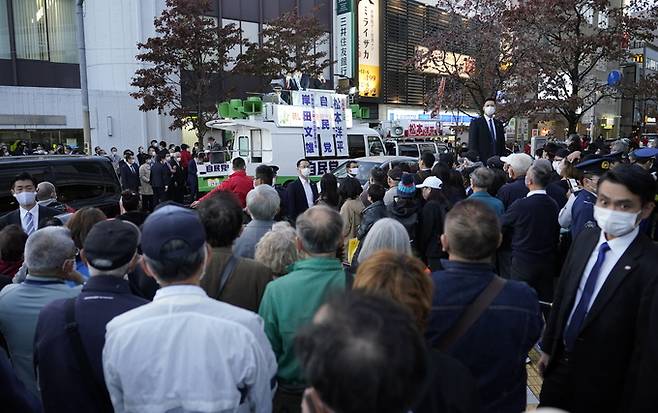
[301,91,319,157]
[333,95,349,157]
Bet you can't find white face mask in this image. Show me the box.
[593,205,641,237]
[347,168,357,176]
[552,160,562,175]
[300,167,311,178]
[14,191,36,207]
[484,106,496,117]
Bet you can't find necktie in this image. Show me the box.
[563,242,610,352]
[488,119,496,147]
[25,211,35,235]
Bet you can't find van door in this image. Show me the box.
[419,143,437,155]
[398,143,420,158]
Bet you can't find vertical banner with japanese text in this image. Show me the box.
[317,94,336,158]
[333,95,349,156]
[358,0,380,97]
[335,0,354,79]
[301,91,319,157]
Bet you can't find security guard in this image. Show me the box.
[570,157,612,238]
[632,148,658,240]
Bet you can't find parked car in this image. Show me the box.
[331,156,418,185]
[384,139,449,158]
[0,155,121,217]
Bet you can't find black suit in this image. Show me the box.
[539,228,658,412]
[285,178,318,224]
[0,205,62,231]
[119,161,140,191]
[468,116,505,162]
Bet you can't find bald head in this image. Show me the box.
[296,206,343,255]
[442,200,501,262]
[37,181,57,201]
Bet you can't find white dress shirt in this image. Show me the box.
[300,178,314,208]
[565,227,639,328]
[19,205,39,234]
[484,114,496,140]
[103,285,277,413]
[526,189,547,197]
[558,192,577,228]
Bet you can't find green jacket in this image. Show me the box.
[258,257,346,387]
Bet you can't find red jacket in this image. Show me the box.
[180,149,192,169]
[198,169,253,208]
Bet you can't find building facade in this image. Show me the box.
[0,0,331,153]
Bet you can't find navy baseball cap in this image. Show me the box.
[141,205,206,261]
[84,220,140,270]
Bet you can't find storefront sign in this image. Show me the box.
[358,0,380,97]
[415,46,474,79]
[335,0,354,78]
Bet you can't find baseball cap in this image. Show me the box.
[83,220,140,271]
[397,173,416,198]
[500,153,533,174]
[416,176,443,190]
[141,205,206,261]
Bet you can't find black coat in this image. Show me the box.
[540,228,658,412]
[468,117,505,162]
[150,161,171,189]
[119,161,140,191]
[0,205,61,231]
[285,178,318,224]
[418,199,449,265]
[387,197,420,246]
[357,200,387,240]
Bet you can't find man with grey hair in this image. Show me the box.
[497,152,533,210]
[502,159,561,305]
[468,167,505,216]
[34,220,148,412]
[0,227,82,397]
[259,206,347,411]
[36,181,67,212]
[234,184,280,259]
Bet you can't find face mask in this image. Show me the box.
[111,150,117,154]
[300,168,311,178]
[347,168,357,176]
[14,191,36,207]
[552,160,562,175]
[593,205,641,237]
[175,157,181,162]
[484,106,496,117]
[37,199,53,206]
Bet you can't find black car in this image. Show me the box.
[0,155,121,217]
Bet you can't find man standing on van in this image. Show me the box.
[468,98,505,162]
[0,173,61,234]
[286,159,318,223]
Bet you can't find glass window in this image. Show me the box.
[251,130,262,162]
[47,0,77,63]
[419,143,436,154]
[347,134,366,158]
[367,136,384,156]
[398,144,420,158]
[13,0,49,60]
[385,141,396,155]
[238,135,249,157]
[222,18,240,70]
[0,0,10,59]
[242,20,259,47]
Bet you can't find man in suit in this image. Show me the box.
[150,154,171,207]
[414,151,435,185]
[119,152,140,192]
[497,153,533,210]
[502,159,560,307]
[538,164,658,412]
[34,220,148,413]
[468,98,505,162]
[187,151,204,201]
[167,152,186,204]
[286,158,318,224]
[0,173,61,234]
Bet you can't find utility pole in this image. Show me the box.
[76,0,91,154]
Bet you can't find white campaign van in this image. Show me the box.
[199,91,385,192]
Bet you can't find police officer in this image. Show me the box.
[569,157,613,239]
[631,148,658,240]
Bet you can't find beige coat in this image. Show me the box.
[340,198,364,257]
[139,163,154,195]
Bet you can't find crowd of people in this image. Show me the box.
[1,119,658,413]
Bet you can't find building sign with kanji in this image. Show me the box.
[335,0,354,78]
[358,0,380,97]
